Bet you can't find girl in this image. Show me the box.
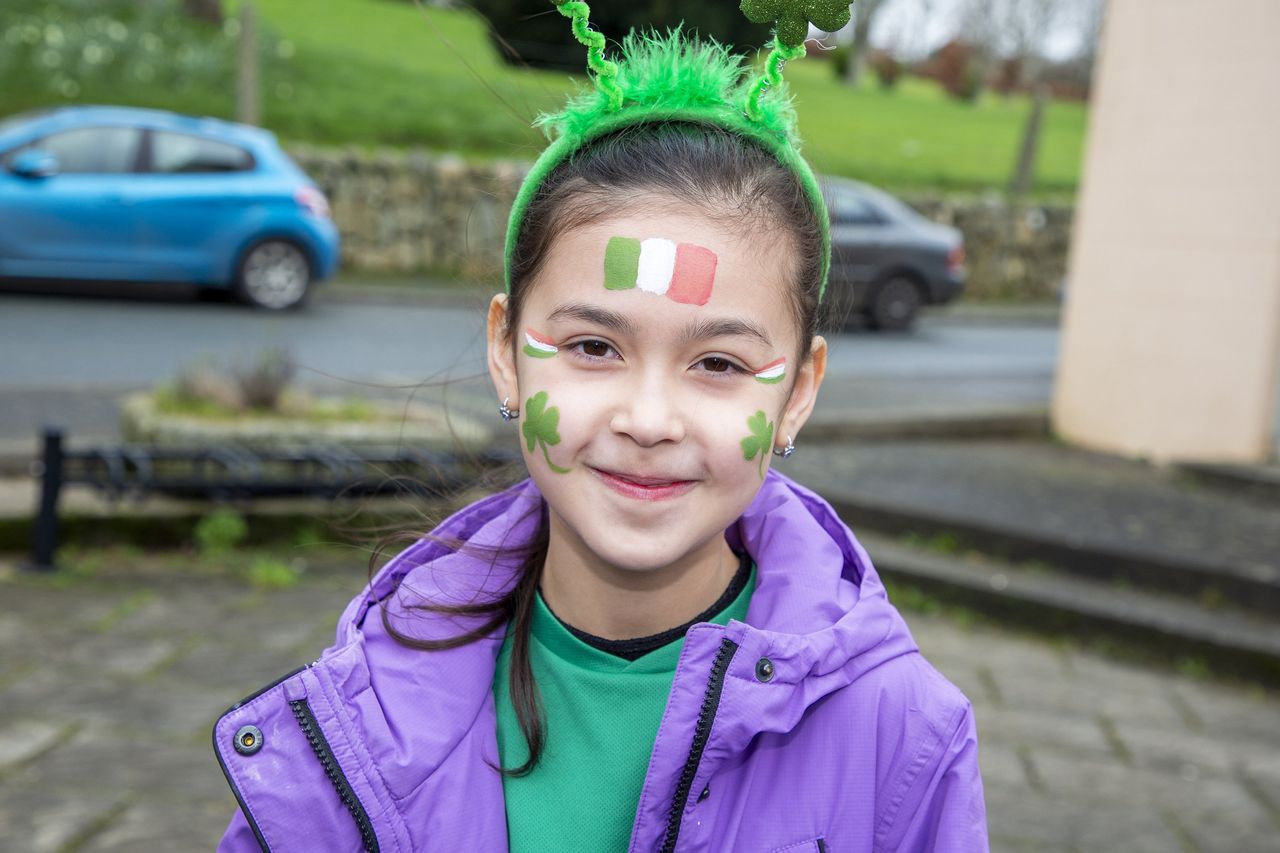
[214,11,987,852]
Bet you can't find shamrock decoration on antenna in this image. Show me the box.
[740,0,852,48]
[740,409,776,480]
[522,391,572,474]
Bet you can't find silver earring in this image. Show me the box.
[499,397,519,422]
[772,435,795,458]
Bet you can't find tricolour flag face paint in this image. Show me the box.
[603,236,717,306]
[753,358,786,385]
[523,328,558,359]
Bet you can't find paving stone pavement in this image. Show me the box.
[1,552,1278,853]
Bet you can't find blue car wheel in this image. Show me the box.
[234,238,312,310]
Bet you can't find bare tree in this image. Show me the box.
[954,0,1066,194]
[183,0,224,26]
[1071,0,1106,85]
[957,0,1065,88]
[843,0,894,87]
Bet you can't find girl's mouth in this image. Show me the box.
[590,467,697,502]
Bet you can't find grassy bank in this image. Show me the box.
[1,0,1086,195]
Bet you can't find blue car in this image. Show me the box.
[0,105,340,309]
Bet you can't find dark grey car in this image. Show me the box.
[822,177,966,331]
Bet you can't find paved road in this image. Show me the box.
[0,289,1058,388]
[1,551,1277,852]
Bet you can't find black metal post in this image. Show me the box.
[31,426,64,571]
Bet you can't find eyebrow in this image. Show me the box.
[683,317,773,350]
[546,302,638,336]
[545,301,773,349]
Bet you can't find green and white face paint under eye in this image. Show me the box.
[753,358,786,385]
[523,328,558,359]
[603,236,717,306]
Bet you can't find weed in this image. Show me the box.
[246,556,301,591]
[195,509,249,556]
[292,523,327,550]
[92,589,155,632]
[1020,560,1053,576]
[901,530,963,556]
[1197,587,1225,610]
[1175,657,1211,681]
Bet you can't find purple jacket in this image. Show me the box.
[215,471,988,852]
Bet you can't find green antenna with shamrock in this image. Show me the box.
[739,0,853,120]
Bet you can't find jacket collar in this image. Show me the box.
[330,471,917,796]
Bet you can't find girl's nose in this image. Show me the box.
[609,373,687,447]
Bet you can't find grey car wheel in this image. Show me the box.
[235,239,311,310]
[867,275,922,331]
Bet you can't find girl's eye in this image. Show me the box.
[701,357,732,373]
[571,339,619,360]
[695,356,746,375]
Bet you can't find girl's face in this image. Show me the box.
[488,205,826,575]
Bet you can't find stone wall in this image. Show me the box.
[289,145,1073,301]
[902,194,1073,301]
[289,145,528,280]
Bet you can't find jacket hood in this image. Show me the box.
[348,468,914,661]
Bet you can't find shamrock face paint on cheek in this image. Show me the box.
[523,328,558,359]
[522,391,572,474]
[603,236,717,306]
[739,410,775,480]
[753,358,786,385]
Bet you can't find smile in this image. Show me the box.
[589,467,697,502]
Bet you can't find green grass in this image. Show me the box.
[238,0,571,159]
[1,0,1087,194]
[787,63,1087,196]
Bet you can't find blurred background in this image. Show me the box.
[1,1,1277,851]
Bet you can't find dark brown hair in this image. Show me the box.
[378,120,825,775]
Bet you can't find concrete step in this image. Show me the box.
[858,531,1280,686]
[829,494,1280,618]
[1177,461,1280,504]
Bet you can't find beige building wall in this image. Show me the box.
[1052,0,1280,463]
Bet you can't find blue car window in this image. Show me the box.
[151,131,254,174]
[22,126,143,174]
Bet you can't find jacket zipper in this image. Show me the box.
[658,637,739,853]
[289,698,381,853]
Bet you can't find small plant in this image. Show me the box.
[1175,657,1211,680]
[171,357,245,413]
[233,347,295,411]
[902,530,963,556]
[195,508,249,556]
[246,556,301,590]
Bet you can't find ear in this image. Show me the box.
[778,335,827,449]
[487,293,519,406]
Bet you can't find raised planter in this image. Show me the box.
[119,392,492,452]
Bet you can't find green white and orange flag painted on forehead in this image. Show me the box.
[604,236,717,306]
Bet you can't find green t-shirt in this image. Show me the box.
[493,565,755,852]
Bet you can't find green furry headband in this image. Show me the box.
[503,0,848,302]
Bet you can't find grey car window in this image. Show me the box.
[151,131,254,174]
[20,126,143,174]
[831,193,883,225]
